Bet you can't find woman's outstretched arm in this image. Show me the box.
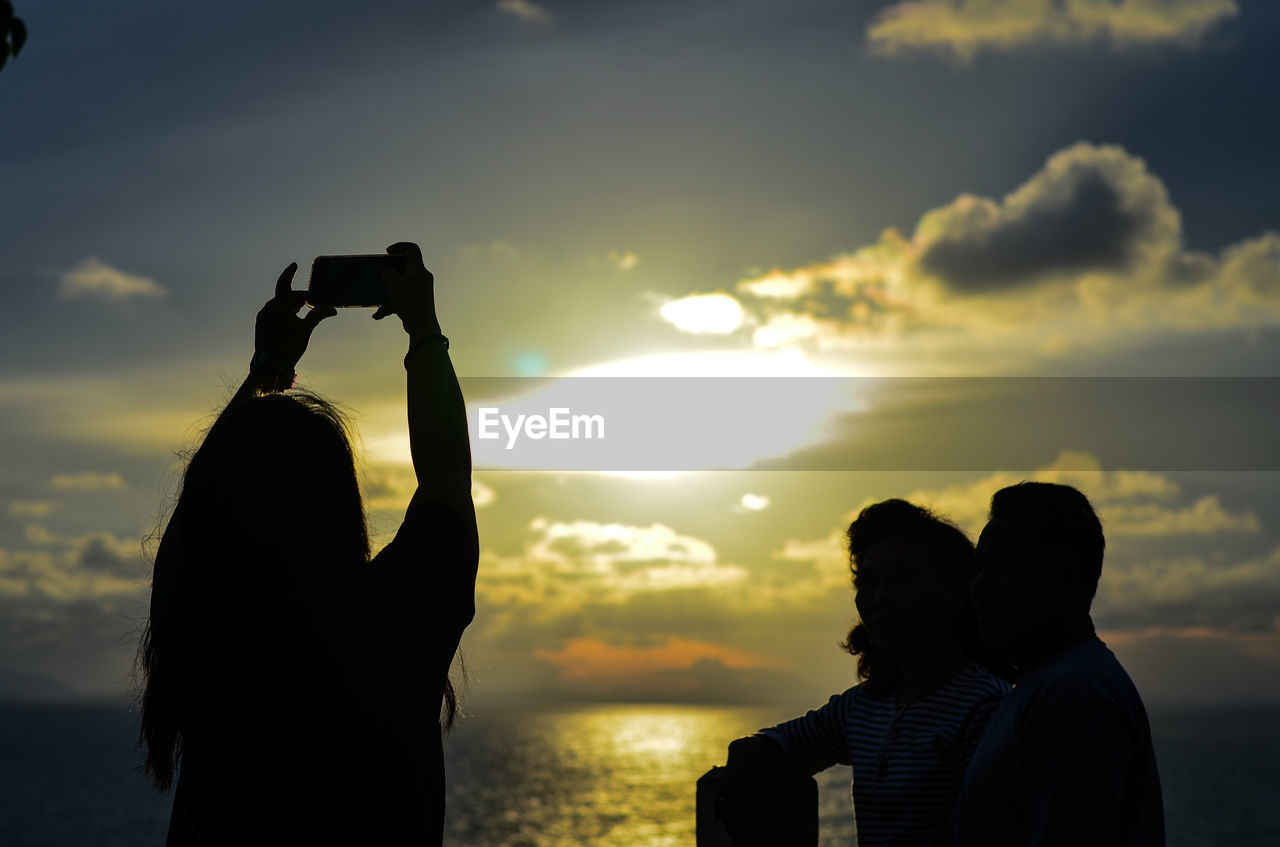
[374,242,479,585]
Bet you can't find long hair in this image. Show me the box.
[136,388,458,791]
[840,499,1008,696]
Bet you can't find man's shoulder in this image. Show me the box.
[1017,637,1148,718]
[1051,637,1136,687]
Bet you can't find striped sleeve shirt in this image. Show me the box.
[759,663,1010,847]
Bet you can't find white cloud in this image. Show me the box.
[49,471,127,491]
[528,517,719,570]
[59,258,166,300]
[659,292,746,334]
[733,493,771,513]
[867,0,1239,62]
[496,0,553,25]
[472,479,497,508]
[477,518,750,625]
[471,512,859,651]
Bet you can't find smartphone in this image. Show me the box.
[306,254,407,308]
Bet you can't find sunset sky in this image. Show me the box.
[2,0,1279,708]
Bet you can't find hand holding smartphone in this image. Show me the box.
[373,242,441,340]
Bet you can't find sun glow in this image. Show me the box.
[659,293,746,334]
[567,348,847,379]
[455,349,865,471]
[358,350,871,475]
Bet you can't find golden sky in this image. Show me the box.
[2,0,1278,706]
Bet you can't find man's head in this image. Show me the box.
[971,482,1104,662]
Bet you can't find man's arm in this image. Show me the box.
[1022,688,1133,847]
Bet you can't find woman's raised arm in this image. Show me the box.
[374,242,479,574]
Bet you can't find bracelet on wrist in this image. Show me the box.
[249,350,297,390]
[405,334,450,365]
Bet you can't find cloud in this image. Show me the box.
[472,479,497,508]
[522,641,805,703]
[1096,545,1280,632]
[59,257,166,300]
[0,533,146,602]
[462,504,860,702]
[915,144,1178,292]
[521,517,746,592]
[49,471,127,491]
[360,464,417,513]
[495,0,553,25]
[24,524,61,545]
[0,526,150,698]
[733,493,771,513]
[9,501,55,517]
[659,292,746,334]
[866,0,1239,62]
[771,450,1271,637]
[360,464,495,513]
[669,144,1280,357]
[608,250,640,271]
[457,467,1277,704]
[770,529,857,606]
[474,518,759,632]
[75,532,147,574]
[18,525,145,570]
[0,371,209,456]
[878,450,1252,538]
[1102,495,1260,536]
[534,636,780,680]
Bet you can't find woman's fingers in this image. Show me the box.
[386,241,424,269]
[303,304,337,330]
[275,262,298,298]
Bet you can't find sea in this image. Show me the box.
[1,701,1276,846]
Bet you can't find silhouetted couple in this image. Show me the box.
[719,488,1165,846]
[136,243,476,845]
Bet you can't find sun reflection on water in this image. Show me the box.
[443,703,856,847]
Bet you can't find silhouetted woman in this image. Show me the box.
[136,242,477,846]
[722,499,1010,846]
